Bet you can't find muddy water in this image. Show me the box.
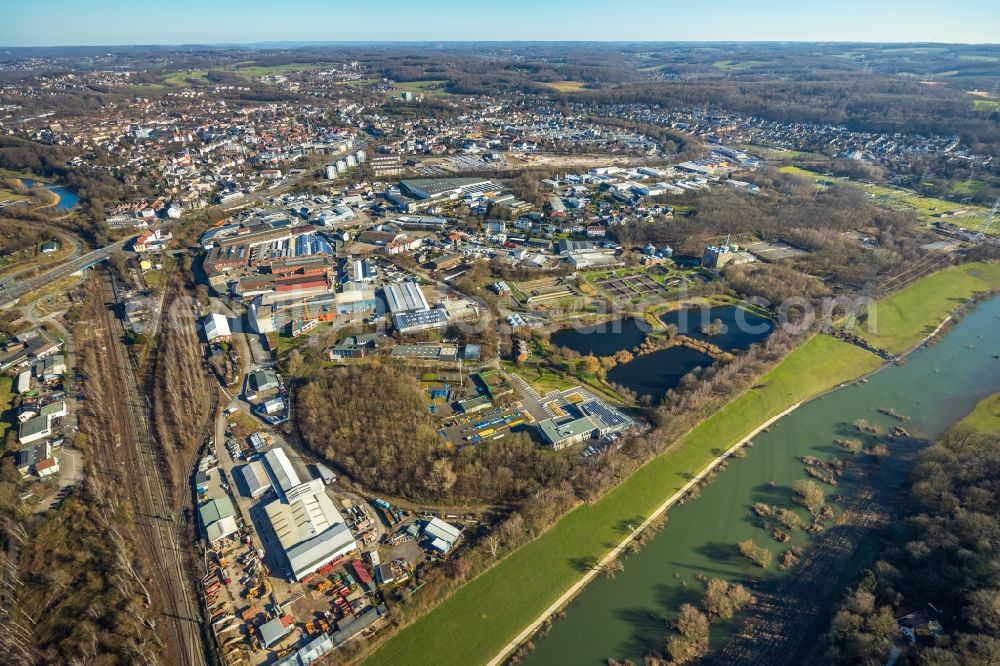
[524,295,1000,665]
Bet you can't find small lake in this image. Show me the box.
[661,305,773,351]
[606,345,714,397]
[549,306,773,398]
[20,178,79,210]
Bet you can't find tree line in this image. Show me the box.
[820,426,1000,665]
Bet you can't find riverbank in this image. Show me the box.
[856,262,1000,354]
[524,288,1000,665]
[367,263,1000,666]
[960,391,1000,434]
[484,399,807,666]
[366,335,880,666]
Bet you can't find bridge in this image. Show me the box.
[0,238,129,308]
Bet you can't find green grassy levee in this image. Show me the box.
[960,392,1000,434]
[856,262,1000,354]
[367,334,880,666]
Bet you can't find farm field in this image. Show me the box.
[542,81,588,92]
[856,262,1000,354]
[162,69,210,86]
[231,62,325,77]
[394,80,450,96]
[712,59,766,69]
[366,334,880,666]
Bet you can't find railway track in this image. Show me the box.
[85,273,206,666]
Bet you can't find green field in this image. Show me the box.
[972,99,1000,111]
[232,62,325,77]
[0,185,30,203]
[367,334,880,666]
[0,374,15,443]
[960,392,1000,434]
[162,69,211,87]
[0,168,51,182]
[712,59,766,70]
[856,262,1000,354]
[735,145,827,162]
[951,178,988,196]
[779,166,992,232]
[394,80,451,96]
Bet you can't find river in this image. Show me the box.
[550,306,773,398]
[20,178,79,210]
[523,294,1000,665]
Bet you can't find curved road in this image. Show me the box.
[0,238,129,308]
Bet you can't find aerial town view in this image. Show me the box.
[0,2,999,665]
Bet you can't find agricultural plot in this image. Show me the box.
[595,273,673,300]
[231,62,324,77]
[542,81,588,92]
[517,277,574,304]
[394,80,450,96]
[162,69,211,87]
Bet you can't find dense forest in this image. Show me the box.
[821,426,1000,665]
[296,361,574,502]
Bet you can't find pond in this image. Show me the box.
[20,178,79,210]
[549,305,773,398]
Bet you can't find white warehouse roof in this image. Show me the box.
[383,281,429,314]
[285,522,357,581]
[424,517,462,553]
[263,447,301,496]
[202,313,231,340]
[266,479,342,549]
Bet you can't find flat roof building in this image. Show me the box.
[399,177,493,200]
[250,369,279,393]
[263,397,286,415]
[15,370,31,394]
[199,496,239,544]
[392,308,450,334]
[201,313,231,341]
[423,517,462,554]
[19,414,52,445]
[258,615,294,648]
[274,633,335,665]
[538,415,600,450]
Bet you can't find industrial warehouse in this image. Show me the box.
[382,281,450,334]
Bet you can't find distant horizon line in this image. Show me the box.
[2,38,999,50]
